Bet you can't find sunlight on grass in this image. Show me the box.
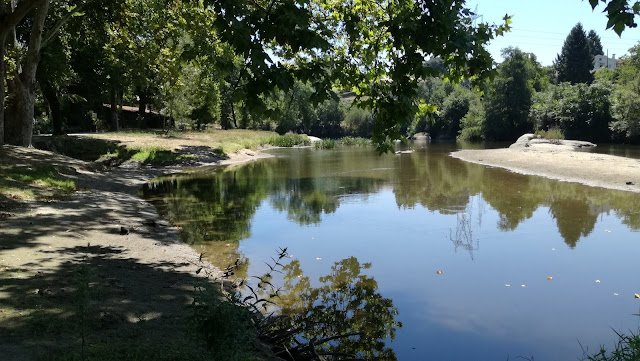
[129,148,195,164]
[0,166,76,200]
[85,129,311,156]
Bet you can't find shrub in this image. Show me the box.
[339,137,371,146]
[534,126,564,140]
[343,107,373,137]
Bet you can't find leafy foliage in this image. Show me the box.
[610,44,640,141]
[587,0,640,35]
[530,81,613,142]
[483,48,538,141]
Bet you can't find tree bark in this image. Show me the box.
[4,0,51,147]
[137,88,147,116]
[0,31,7,146]
[110,87,119,131]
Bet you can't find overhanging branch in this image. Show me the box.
[0,0,46,35]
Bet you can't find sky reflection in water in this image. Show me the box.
[143,144,640,361]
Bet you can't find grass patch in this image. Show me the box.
[314,139,337,149]
[0,165,76,200]
[535,126,564,140]
[314,137,371,150]
[266,134,310,147]
[128,148,194,164]
[85,129,292,156]
[339,136,371,146]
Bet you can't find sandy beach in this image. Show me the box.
[451,135,640,193]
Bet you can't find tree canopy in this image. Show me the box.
[4,0,512,148]
[1,0,640,148]
[587,29,605,56]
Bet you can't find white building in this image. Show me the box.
[593,54,618,71]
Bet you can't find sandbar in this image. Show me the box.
[450,134,640,193]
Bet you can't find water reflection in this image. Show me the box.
[449,198,481,260]
[270,177,386,225]
[143,145,640,269]
[265,257,400,361]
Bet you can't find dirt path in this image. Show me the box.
[451,137,640,193]
[0,145,267,360]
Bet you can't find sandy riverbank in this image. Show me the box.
[451,135,640,193]
[0,144,271,360]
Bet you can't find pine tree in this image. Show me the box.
[587,30,604,56]
[555,23,594,84]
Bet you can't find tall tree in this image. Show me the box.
[587,29,605,56]
[484,48,537,141]
[4,0,51,147]
[555,23,594,84]
[0,0,47,146]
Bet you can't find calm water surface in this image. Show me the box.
[143,143,640,361]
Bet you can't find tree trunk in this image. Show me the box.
[4,0,50,147]
[110,87,119,131]
[138,88,147,116]
[41,79,63,135]
[5,79,36,146]
[0,31,7,146]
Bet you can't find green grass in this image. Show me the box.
[128,148,195,164]
[0,166,76,200]
[314,137,371,150]
[535,126,564,140]
[582,330,640,361]
[314,139,337,149]
[266,134,310,147]
[339,137,371,146]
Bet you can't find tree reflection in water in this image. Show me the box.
[449,197,482,260]
[256,257,401,361]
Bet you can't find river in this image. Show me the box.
[143,142,640,360]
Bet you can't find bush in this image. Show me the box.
[343,107,373,137]
[530,81,612,142]
[311,101,344,138]
[338,137,371,146]
[534,126,564,140]
[458,101,486,141]
[314,139,337,149]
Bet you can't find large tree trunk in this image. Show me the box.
[5,81,35,145]
[0,0,47,146]
[0,31,7,146]
[4,0,50,147]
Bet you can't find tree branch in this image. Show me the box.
[0,0,46,35]
[41,0,93,48]
[20,0,50,83]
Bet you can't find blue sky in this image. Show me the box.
[470,0,640,66]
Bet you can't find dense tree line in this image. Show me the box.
[429,23,640,144]
[1,1,639,148]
